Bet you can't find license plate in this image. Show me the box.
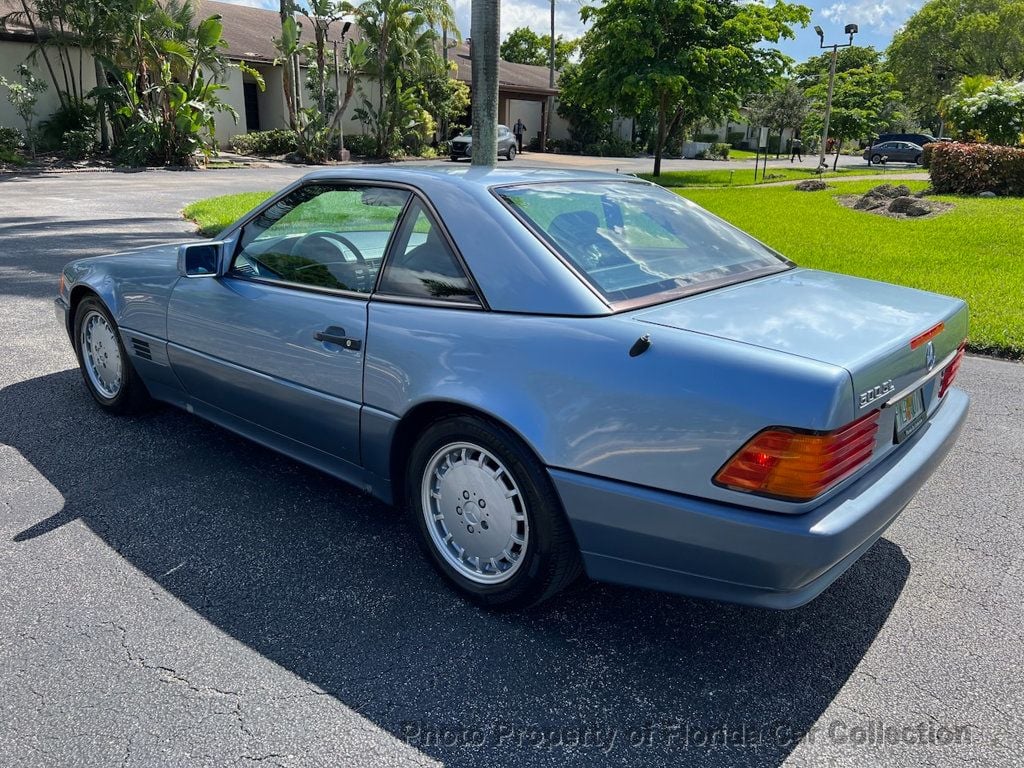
[894,388,926,443]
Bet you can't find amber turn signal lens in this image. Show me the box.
[910,322,944,350]
[714,411,881,502]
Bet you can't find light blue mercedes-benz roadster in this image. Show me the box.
[56,167,969,609]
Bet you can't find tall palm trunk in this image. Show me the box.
[470,0,498,166]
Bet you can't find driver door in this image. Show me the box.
[166,183,411,468]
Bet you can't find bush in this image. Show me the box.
[62,128,95,160]
[228,129,297,156]
[726,131,746,148]
[38,102,95,151]
[927,141,1024,196]
[342,133,376,157]
[581,137,638,157]
[696,142,731,160]
[694,132,720,143]
[0,126,22,153]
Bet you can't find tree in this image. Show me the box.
[887,0,1024,125]
[573,0,810,176]
[93,2,258,166]
[803,66,903,169]
[557,62,614,147]
[347,0,455,158]
[793,45,882,91]
[0,63,47,156]
[470,0,498,165]
[941,76,1024,144]
[499,26,576,70]
[745,80,809,156]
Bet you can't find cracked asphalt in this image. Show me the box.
[1,167,1022,768]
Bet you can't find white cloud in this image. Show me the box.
[450,0,590,41]
[819,0,922,30]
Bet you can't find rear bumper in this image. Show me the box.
[552,388,969,609]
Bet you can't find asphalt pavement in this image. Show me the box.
[1,167,1021,768]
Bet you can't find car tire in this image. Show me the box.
[507,145,516,161]
[73,295,152,414]
[870,154,882,164]
[915,155,923,165]
[406,414,583,609]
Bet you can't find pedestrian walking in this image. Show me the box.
[790,136,803,163]
[513,118,526,152]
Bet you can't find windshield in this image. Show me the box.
[496,181,789,304]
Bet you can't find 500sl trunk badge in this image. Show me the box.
[859,380,895,408]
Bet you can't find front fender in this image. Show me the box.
[61,243,185,338]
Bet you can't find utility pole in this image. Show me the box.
[470,0,499,166]
[814,23,857,170]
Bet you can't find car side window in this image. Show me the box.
[376,200,479,304]
[230,184,410,294]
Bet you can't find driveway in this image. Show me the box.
[1,168,1022,768]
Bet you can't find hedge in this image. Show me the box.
[228,129,297,156]
[926,141,1024,196]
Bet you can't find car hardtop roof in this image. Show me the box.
[298,165,645,191]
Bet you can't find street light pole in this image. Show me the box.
[814,23,857,170]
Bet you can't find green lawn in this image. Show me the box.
[183,180,1024,357]
[727,149,759,160]
[676,180,1024,358]
[183,191,273,236]
[638,166,898,188]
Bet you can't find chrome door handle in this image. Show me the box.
[315,326,362,351]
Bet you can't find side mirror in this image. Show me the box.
[178,241,223,277]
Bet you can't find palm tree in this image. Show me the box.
[470,0,498,165]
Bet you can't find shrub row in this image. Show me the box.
[228,129,297,156]
[926,141,1024,196]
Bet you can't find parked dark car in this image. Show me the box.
[864,141,925,165]
[875,133,939,147]
[450,125,517,161]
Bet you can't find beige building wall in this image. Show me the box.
[211,64,248,147]
[0,40,98,132]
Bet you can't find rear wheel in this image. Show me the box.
[406,415,582,608]
[73,296,151,414]
[914,154,923,165]
[507,144,516,161]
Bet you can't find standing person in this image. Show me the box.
[513,118,526,152]
[790,135,803,163]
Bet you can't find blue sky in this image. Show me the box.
[222,0,924,64]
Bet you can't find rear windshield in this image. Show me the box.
[496,181,789,304]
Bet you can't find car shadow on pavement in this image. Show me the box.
[0,216,197,301]
[2,370,910,768]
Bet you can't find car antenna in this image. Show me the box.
[629,334,652,357]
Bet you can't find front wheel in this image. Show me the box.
[73,296,152,414]
[915,155,923,165]
[870,154,882,164]
[406,415,583,608]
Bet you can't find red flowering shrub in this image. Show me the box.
[927,141,1024,195]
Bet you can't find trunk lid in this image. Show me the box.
[634,268,968,421]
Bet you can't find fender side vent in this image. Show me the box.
[131,338,152,361]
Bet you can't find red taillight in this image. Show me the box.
[714,411,881,502]
[939,342,967,398]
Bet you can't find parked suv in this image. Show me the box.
[450,125,518,161]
